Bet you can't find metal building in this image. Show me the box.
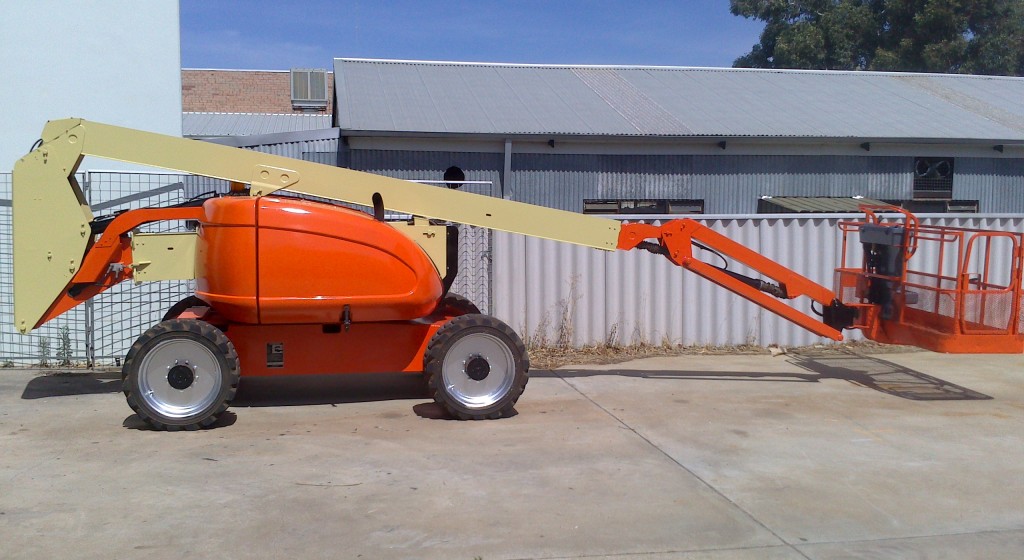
[323,58,1024,215]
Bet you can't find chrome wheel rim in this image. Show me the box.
[441,332,516,410]
[137,338,222,419]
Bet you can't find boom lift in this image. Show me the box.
[13,119,1024,430]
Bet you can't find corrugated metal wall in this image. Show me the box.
[493,214,1024,348]
[349,147,1024,214]
[351,149,1024,215]
[510,154,914,214]
[510,153,694,210]
[691,155,912,213]
[349,149,503,187]
[244,138,340,165]
[957,158,1024,213]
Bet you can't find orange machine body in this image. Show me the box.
[219,322,444,377]
[38,193,455,378]
[196,196,444,326]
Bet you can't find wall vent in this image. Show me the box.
[291,68,329,110]
[913,157,954,200]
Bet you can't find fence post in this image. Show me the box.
[485,230,494,314]
[485,179,500,313]
[83,172,95,368]
[85,300,95,368]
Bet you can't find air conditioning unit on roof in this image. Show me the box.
[291,68,329,110]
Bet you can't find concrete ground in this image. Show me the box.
[1,349,1022,560]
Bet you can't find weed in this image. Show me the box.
[523,312,551,350]
[555,275,581,348]
[37,336,51,368]
[57,326,73,367]
[604,323,619,348]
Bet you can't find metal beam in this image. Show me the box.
[502,139,513,200]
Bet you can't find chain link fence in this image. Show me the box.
[0,173,89,366]
[451,225,491,314]
[411,181,493,315]
[0,171,493,367]
[86,172,201,364]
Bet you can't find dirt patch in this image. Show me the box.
[527,340,918,370]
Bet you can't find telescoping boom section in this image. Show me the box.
[12,119,1023,430]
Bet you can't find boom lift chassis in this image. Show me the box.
[13,119,1024,430]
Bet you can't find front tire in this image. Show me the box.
[425,314,529,420]
[161,295,209,321]
[122,319,240,431]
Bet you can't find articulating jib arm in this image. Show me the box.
[617,220,855,341]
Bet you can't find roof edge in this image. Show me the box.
[333,57,1024,81]
[183,68,334,74]
[191,128,340,146]
[184,111,331,117]
[337,129,1024,145]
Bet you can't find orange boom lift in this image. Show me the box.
[12,119,1024,430]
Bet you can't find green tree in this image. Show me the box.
[731,0,1024,75]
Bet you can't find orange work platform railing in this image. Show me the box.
[835,206,1024,353]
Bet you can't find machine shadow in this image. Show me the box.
[19,370,433,408]
[538,351,991,401]
[231,372,430,408]
[122,411,238,431]
[21,369,122,400]
[786,351,991,400]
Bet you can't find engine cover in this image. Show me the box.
[196,196,443,324]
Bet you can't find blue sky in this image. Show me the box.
[180,0,764,70]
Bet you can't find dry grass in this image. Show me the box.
[527,340,917,370]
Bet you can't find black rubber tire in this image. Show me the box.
[440,293,481,316]
[161,295,209,321]
[122,319,240,431]
[424,314,529,420]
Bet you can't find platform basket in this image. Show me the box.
[835,209,1024,354]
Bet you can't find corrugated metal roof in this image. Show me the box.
[183,112,332,137]
[758,197,889,213]
[333,58,1024,141]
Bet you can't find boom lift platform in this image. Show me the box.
[12,119,1024,430]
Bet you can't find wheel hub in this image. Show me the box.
[167,364,195,390]
[465,355,490,381]
[136,336,224,420]
[440,330,517,411]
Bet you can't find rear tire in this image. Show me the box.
[425,314,528,420]
[440,293,481,316]
[122,319,239,431]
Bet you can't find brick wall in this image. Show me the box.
[182,69,333,114]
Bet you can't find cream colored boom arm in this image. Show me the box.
[35,119,623,248]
